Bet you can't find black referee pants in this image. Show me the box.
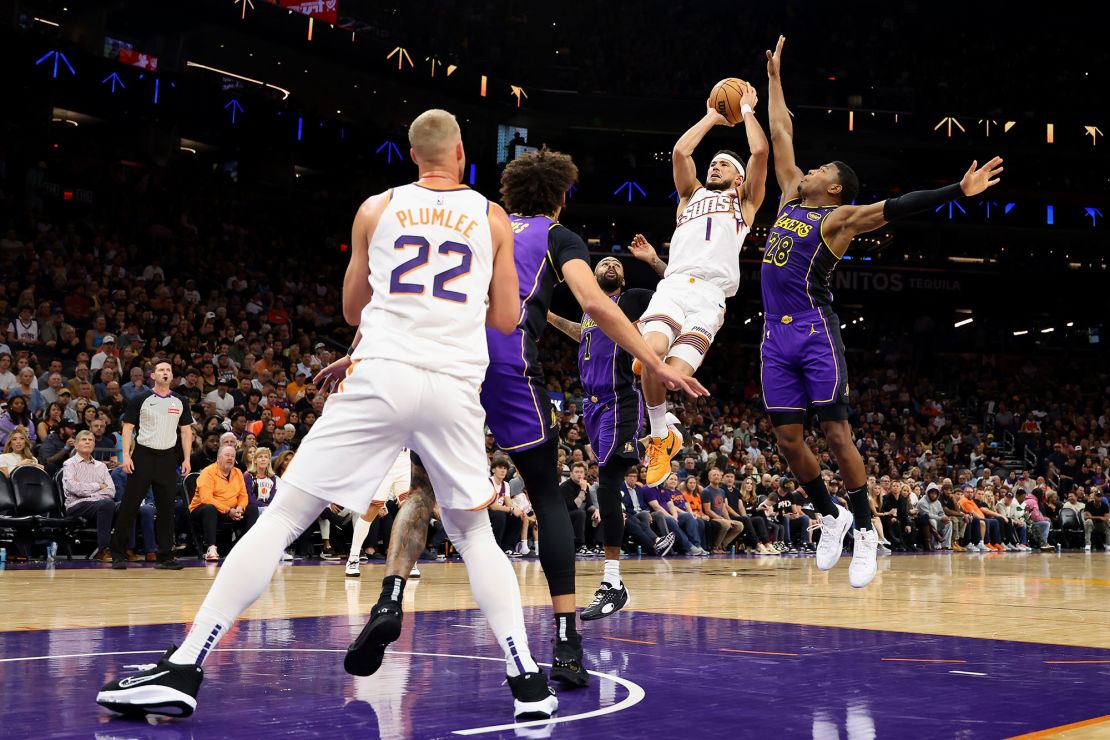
[111,446,180,560]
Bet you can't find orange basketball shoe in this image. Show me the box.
[644,429,682,486]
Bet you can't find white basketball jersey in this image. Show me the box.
[354,183,494,384]
[665,186,749,297]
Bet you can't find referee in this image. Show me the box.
[111,361,194,569]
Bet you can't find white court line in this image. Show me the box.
[2,647,645,734]
[949,670,989,676]
[452,624,484,630]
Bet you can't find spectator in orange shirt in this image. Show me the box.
[958,485,999,552]
[679,476,711,552]
[190,446,259,561]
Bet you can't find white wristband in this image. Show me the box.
[740,104,754,116]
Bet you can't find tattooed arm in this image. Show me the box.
[384,462,435,579]
[546,311,582,342]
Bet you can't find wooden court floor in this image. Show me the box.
[3,551,1109,738]
[6,551,1109,647]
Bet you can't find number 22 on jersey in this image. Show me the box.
[389,234,472,303]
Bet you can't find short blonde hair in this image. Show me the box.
[408,109,460,160]
[75,430,95,443]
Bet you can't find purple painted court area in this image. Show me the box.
[2,608,1108,739]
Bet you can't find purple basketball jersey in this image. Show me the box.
[760,199,840,317]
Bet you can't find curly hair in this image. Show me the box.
[499,146,578,216]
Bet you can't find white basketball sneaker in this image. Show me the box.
[815,505,853,571]
[849,528,879,588]
[345,558,360,578]
[409,564,421,579]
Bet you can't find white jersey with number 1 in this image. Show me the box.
[665,185,748,297]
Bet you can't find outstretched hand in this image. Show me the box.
[739,81,759,112]
[705,97,733,127]
[629,234,658,264]
[313,355,352,392]
[766,35,785,79]
[959,157,1004,196]
[654,362,709,399]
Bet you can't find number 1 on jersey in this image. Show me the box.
[705,219,712,241]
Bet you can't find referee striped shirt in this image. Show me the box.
[121,389,193,451]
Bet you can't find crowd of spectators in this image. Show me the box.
[1,145,1107,563]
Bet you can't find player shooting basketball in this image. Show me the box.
[638,79,769,488]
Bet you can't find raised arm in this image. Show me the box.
[673,104,731,209]
[629,234,667,278]
[486,203,522,333]
[342,193,390,326]
[766,35,803,203]
[822,157,1004,256]
[737,81,770,223]
[546,311,582,342]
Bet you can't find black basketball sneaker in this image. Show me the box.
[507,670,559,720]
[580,582,630,621]
[344,601,402,676]
[550,633,589,687]
[96,646,204,718]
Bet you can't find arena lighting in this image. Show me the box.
[185,61,290,100]
[1041,328,1055,334]
[948,256,985,264]
[1013,330,1029,336]
[1086,126,1103,145]
[180,146,197,154]
[1067,322,1075,327]
[935,116,965,137]
[744,318,752,325]
[954,318,974,328]
[33,17,60,27]
[51,118,79,126]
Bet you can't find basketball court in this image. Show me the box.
[4,552,1108,738]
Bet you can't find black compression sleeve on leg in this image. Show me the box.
[882,183,962,221]
[802,476,839,518]
[511,436,576,597]
[848,485,873,530]
[596,461,627,548]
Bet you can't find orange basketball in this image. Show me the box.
[709,78,749,124]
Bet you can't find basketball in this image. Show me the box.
[709,78,748,124]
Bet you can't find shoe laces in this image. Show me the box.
[123,663,158,671]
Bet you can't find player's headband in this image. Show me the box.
[712,153,745,179]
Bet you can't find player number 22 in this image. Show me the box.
[389,235,473,303]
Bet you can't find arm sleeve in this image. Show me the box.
[121,393,144,426]
[193,469,213,508]
[882,183,962,221]
[176,394,194,426]
[548,225,591,280]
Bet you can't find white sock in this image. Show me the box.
[647,402,668,439]
[350,515,372,561]
[171,484,327,666]
[439,507,539,678]
[603,558,621,589]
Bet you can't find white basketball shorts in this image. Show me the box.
[638,273,727,371]
[281,359,496,513]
